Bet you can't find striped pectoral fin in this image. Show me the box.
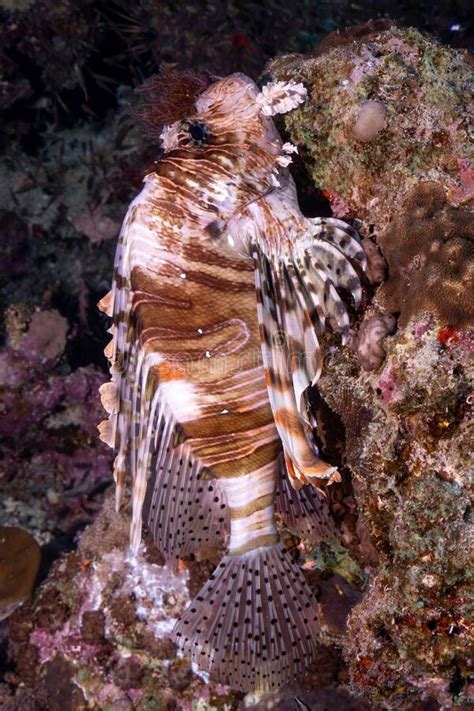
[279,260,323,416]
[308,240,363,307]
[100,313,229,557]
[123,358,229,558]
[308,217,367,270]
[292,253,352,344]
[254,245,336,490]
[254,247,317,427]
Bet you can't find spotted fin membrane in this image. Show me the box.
[173,540,321,691]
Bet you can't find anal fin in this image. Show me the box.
[143,411,228,560]
[275,457,338,544]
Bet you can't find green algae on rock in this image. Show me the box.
[267,22,473,231]
[0,526,41,620]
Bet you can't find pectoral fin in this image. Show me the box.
[253,218,365,487]
[253,245,334,487]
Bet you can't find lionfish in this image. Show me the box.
[98,73,366,691]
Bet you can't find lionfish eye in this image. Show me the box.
[188,121,209,144]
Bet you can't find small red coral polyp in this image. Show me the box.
[437,327,461,345]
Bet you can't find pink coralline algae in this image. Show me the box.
[5,496,240,710]
[0,308,113,544]
[447,158,474,206]
[16,309,68,366]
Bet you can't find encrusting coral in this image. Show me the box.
[268,21,473,231]
[376,182,474,329]
[0,527,41,621]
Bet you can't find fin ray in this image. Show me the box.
[275,458,338,543]
[172,541,320,692]
[309,217,367,269]
[254,245,335,486]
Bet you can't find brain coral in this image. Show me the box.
[376,182,474,329]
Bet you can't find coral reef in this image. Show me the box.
[268,22,473,709]
[0,307,113,546]
[3,496,232,710]
[268,23,473,230]
[318,319,473,708]
[2,491,385,710]
[1,4,473,709]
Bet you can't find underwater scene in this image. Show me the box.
[0,1,473,709]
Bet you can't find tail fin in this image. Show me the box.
[172,541,320,692]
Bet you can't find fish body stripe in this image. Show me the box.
[221,463,279,555]
[99,73,366,693]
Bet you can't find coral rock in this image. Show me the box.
[318,318,473,708]
[376,182,474,329]
[267,25,472,232]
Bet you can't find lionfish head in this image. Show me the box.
[157,74,307,227]
[161,74,277,153]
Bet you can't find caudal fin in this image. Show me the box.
[172,541,320,692]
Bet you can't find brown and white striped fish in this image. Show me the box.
[98,73,366,692]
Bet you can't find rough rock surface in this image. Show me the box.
[3,494,368,710]
[268,22,473,231]
[269,22,474,709]
[318,320,473,708]
[3,496,242,710]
